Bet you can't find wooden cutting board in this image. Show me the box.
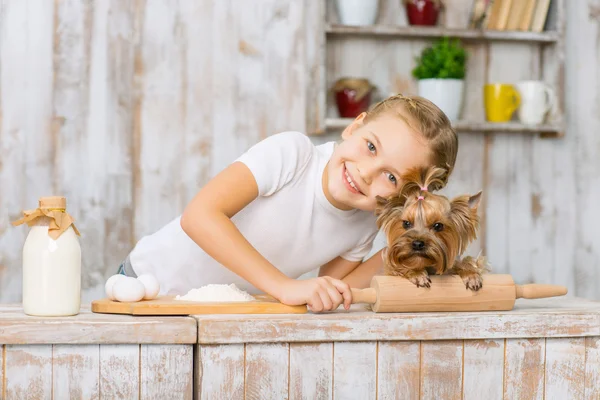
[91,295,308,315]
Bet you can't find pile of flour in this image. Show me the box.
[175,283,255,302]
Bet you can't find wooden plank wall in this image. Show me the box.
[0,0,321,303]
[0,0,597,302]
[197,338,600,399]
[0,344,194,399]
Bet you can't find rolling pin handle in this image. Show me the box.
[515,284,568,299]
[350,288,377,304]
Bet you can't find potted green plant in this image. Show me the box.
[412,37,468,121]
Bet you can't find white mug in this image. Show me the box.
[515,81,556,125]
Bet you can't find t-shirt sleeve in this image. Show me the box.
[234,131,314,196]
[340,228,379,262]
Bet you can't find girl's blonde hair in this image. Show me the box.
[364,94,458,190]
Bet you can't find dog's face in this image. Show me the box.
[375,167,482,277]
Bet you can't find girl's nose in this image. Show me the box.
[357,162,377,185]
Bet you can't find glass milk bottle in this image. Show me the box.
[13,196,82,316]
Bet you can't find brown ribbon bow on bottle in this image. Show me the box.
[12,207,80,240]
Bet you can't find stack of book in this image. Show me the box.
[468,0,552,32]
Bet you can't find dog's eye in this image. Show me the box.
[402,220,412,229]
[432,222,444,232]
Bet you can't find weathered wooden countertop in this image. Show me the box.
[193,297,600,344]
[2,297,600,345]
[0,304,197,344]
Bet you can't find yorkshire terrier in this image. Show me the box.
[375,167,490,291]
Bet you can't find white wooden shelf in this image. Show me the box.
[326,24,559,44]
[325,118,564,136]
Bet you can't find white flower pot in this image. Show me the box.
[335,0,379,26]
[417,78,465,121]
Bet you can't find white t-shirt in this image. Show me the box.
[129,131,379,295]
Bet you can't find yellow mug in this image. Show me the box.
[484,84,521,122]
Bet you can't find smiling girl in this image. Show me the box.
[119,94,458,312]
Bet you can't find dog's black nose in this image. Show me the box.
[412,240,425,251]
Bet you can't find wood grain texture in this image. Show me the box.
[194,297,600,344]
[91,294,307,315]
[304,0,326,135]
[366,274,527,313]
[4,345,52,400]
[99,345,139,400]
[585,337,600,400]
[52,0,98,305]
[99,0,137,300]
[333,342,377,400]
[462,339,504,400]
[537,1,575,299]
[140,344,194,399]
[377,341,420,400]
[420,340,463,400]
[0,307,196,344]
[177,0,213,210]
[0,0,54,304]
[570,0,600,300]
[53,344,100,399]
[1,345,4,400]
[134,0,186,240]
[245,343,289,400]
[485,42,537,284]
[1,344,197,399]
[544,337,586,400]
[208,0,244,178]
[504,338,545,400]
[289,343,333,400]
[325,24,560,42]
[197,344,244,400]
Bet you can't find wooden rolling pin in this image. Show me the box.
[350,274,568,312]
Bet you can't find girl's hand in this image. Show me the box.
[278,277,353,312]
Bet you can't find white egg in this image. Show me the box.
[112,276,146,303]
[136,274,160,300]
[105,274,127,300]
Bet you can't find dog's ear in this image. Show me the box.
[374,194,408,231]
[449,194,481,253]
[375,194,408,214]
[468,191,483,210]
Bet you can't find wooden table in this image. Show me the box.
[1,297,600,399]
[194,297,600,400]
[0,304,196,399]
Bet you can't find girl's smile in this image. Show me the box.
[342,163,364,195]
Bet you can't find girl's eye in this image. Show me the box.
[386,173,397,185]
[402,220,412,229]
[367,141,376,153]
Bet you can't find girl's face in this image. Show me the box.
[324,112,432,212]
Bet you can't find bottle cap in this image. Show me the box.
[39,196,67,210]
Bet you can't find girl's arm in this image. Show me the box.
[319,249,385,289]
[180,161,352,311]
[318,257,360,280]
[181,161,288,296]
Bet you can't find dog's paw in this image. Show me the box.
[405,271,431,288]
[461,274,483,291]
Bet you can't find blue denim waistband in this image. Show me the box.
[117,255,137,278]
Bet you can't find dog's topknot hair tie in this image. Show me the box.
[420,186,428,192]
[417,196,425,200]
